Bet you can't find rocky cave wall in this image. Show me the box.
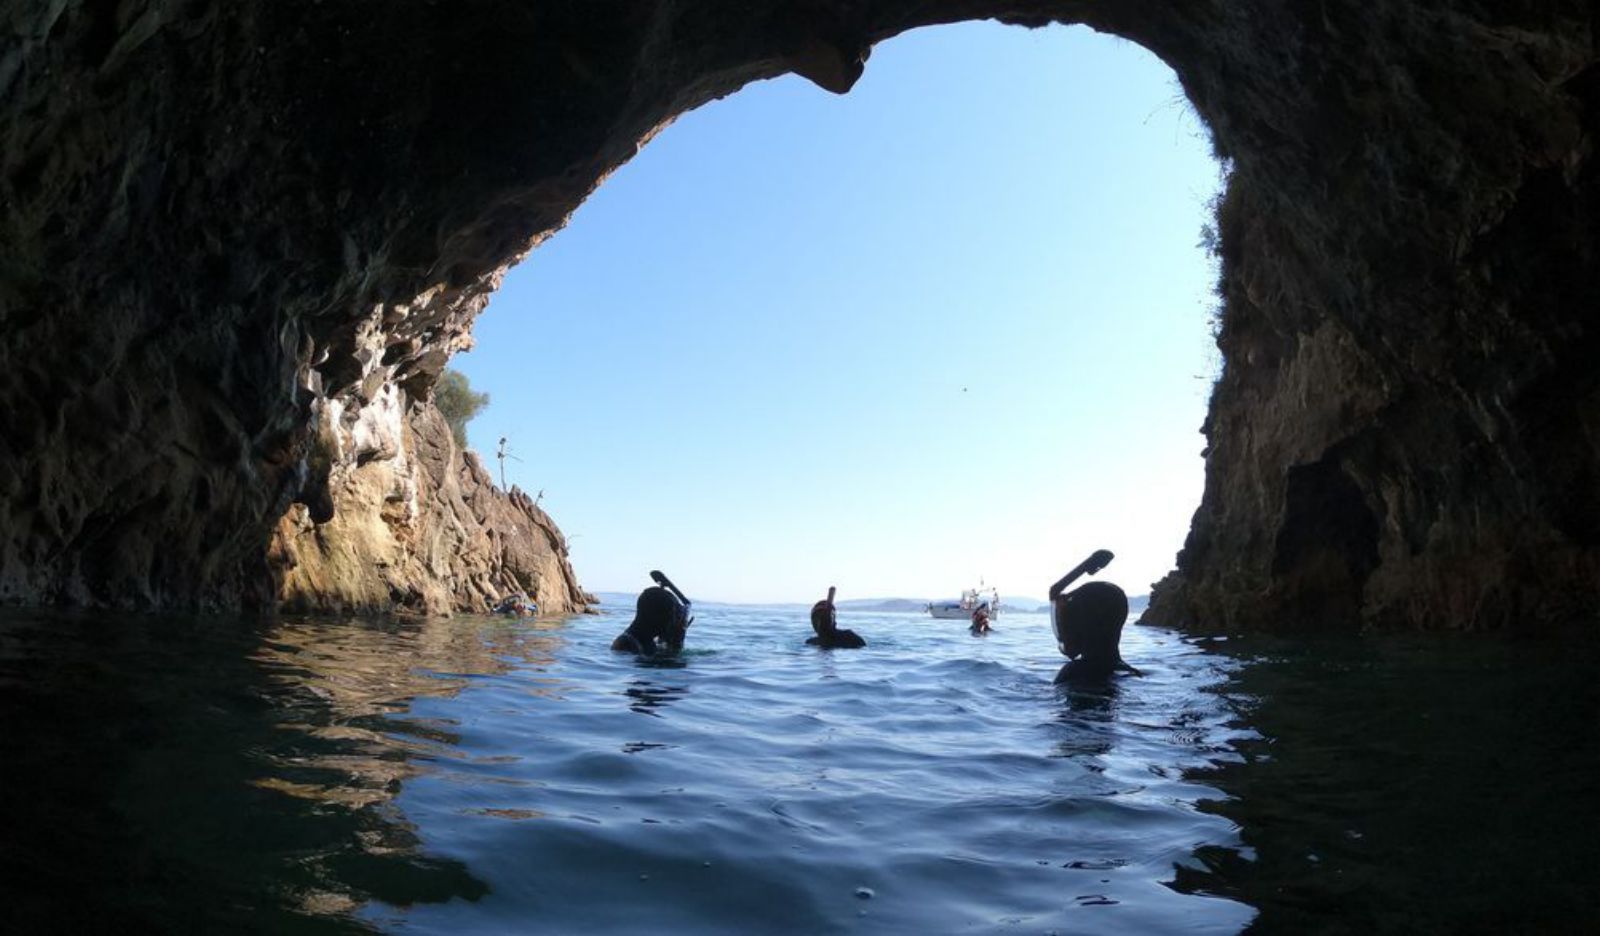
[1143,1,1600,631]
[1,1,1596,629]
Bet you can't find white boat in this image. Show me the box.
[927,586,1000,620]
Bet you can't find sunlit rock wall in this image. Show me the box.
[1,0,1596,629]
[271,400,588,616]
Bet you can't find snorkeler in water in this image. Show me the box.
[807,587,866,649]
[611,571,693,656]
[491,592,535,617]
[1049,550,1141,683]
[969,601,992,635]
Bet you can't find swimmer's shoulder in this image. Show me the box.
[806,631,866,649]
[1054,660,1141,684]
[612,631,645,653]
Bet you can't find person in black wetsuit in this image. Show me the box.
[1048,550,1141,684]
[806,587,865,649]
[611,583,690,656]
[491,592,535,617]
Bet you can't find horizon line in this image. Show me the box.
[587,590,1151,607]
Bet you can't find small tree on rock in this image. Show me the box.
[435,368,490,449]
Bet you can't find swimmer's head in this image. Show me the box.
[1053,581,1128,664]
[633,585,689,646]
[810,600,836,636]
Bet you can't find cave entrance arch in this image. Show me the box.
[327,3,1600,631]
[457,22,1223,605]
[8,2,1594,631]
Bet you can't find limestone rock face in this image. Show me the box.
[1,1,1597,630]
[271,401,587,616]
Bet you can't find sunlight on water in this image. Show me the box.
[1,606,1595,933]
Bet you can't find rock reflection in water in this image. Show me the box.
[1171,634,1600,933]
[249,615,566,803]
[246,615,570,920]
[0,610,567,933]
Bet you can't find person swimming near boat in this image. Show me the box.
[969,601,992,635]
[806,587,865,649]
[1048,550,1141,683]
[611,571,694,656]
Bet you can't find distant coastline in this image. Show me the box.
[592,591,1151,614]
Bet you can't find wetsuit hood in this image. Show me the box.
[628,585,689,648]
[1053,581,1128,661]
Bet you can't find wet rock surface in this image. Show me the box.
[1,1,1596,629]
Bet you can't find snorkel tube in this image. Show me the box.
[649,569,694,649]
[813,586,837,636]
[1049,549,1114,654]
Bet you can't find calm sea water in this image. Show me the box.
[0,604,1595,934]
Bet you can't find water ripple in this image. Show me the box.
[0,607,1256,933]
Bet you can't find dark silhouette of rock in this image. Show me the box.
[0,2,1596,630]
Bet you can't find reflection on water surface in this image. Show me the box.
[1174,634,1600,934]
[0,608,1594,933]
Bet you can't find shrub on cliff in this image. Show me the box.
[435,369,490,449]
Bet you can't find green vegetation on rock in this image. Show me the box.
[435,369,490,449]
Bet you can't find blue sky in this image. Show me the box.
[458,22,1222,603]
